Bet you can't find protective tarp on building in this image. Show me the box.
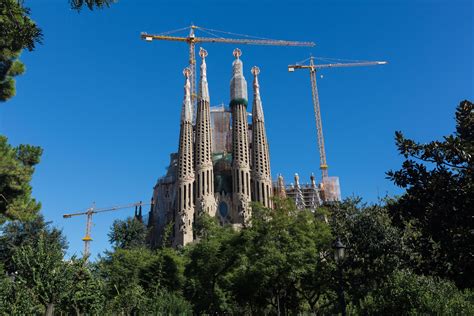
[213,152,232,194]
[321,176,341,202]
[210,105,232,154]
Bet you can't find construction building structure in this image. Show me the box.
[148,49,339,247]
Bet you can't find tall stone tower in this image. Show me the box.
[251,66,273,208]
[195,48,216,216]
[230,49,251,225]
[174,68,195,247]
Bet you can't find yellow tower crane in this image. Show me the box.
[63,200,152,259]
[140,24,315,119]
[288,56,387,179]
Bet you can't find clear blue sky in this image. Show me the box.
[1,0,472,259]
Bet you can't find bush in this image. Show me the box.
[357,269,474,315]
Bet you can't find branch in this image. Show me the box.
[411,153,468,170]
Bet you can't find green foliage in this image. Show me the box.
[145,289,193,315]
[0,214,66,274]
[234,200,333,314]
[0,135,42,223]
[108,216,147,249]
[357,269,474,315]
[183,199,335,315]
[184,214,239,314]
[139,247,185,293]
[327,198,406,302]
[387,100,474,288]
[98,245,188,314]
[0,0,42,101]
[59,259,106,315]
[12,233,70,315]
[0,264,42,315]
[69,0,117,11]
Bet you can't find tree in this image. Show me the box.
[139,247,185,293]
[108,216,147,249]
[184,200,335,315]
[0,214,65,274]
[184,213,240,314]
[0,135,42,223]
[327,198,406,304]
[0,263,42,315]
[356,269,474,315]
[98,247,154,313]
[387,100,474,288]
[230,200,333,315]
[1,0,116,103]
[59,259,106,315]
[69,0,117,11]
[0,0,42,101]
[12,233,71,316]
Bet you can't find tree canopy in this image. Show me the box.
[387,100,473,288]
[108,216,147,250]
[0,135,42,223]
[69,0,117,11]
[0,0,42,101]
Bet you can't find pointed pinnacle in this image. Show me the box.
[230,48,247,103]
[233,48,242,59]
[199,47,208,58]
[182,68,192,123]
[252,66,264,121]
[199,48,210,103]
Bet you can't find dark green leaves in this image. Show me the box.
[69,0,117,11]
[0,0,42,101]
[387,100,474,288]
[0,136,42,223]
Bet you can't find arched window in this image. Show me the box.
[218,201,229,218]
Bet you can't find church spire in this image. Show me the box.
[251,66,273,208]
[276,174,287,198]
[230,49,251,224]
[174,68,195,247]
[308,173,322,211]
[198,47,210,103]
[294,173,305,210]
[181,68,193,123]
[195,48,216,216]
[230,48,248,107]
[252,66,265,121]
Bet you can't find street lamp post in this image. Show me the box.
[333,238,347,316]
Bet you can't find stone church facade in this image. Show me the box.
[148,48,339,247]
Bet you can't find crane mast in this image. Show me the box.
[141,25,315,121]
[63,200,152,259]
[308,58,328,178]
[289,56,387,180]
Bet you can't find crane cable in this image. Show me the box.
[196,25,275,41]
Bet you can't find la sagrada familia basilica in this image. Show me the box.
[148,48,340,247]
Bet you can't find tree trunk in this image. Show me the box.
[45,303,54,316]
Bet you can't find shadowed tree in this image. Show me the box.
[0,214,66,274]
[387,100,474,288]
[69,0,117,11]
[12,233,70,316]
[108,216,147,250]
[0,0,42,102]
[0,135,42,223]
